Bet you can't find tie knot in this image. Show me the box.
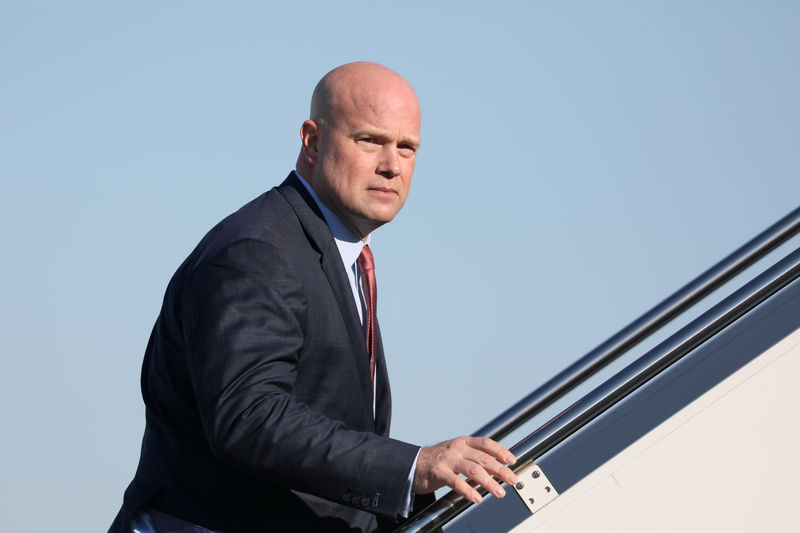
[358,244,375,272]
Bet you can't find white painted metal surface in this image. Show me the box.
[510,326,800,532]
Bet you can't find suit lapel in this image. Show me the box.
[277,173,375,420]
[374,322,392,436]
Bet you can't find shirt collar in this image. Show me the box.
[294,171,370,268]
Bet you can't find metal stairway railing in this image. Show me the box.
[397,205,800,532]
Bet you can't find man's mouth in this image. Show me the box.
[368,187,396,195]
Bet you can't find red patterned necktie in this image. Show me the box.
[357,245,377,386]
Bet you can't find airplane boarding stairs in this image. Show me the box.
[397,206,800,533]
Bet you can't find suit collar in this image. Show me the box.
[276,172,335,255]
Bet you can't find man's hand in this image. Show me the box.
[413,436,518,504]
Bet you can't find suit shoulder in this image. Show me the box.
[191,188,306,262]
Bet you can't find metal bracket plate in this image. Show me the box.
[511,462,558,514]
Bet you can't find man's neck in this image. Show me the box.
[293,170,371,247]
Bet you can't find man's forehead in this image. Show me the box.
[340,107,420,138]
[335,86,419,116]
[329,87,418,127]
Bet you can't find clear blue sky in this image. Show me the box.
[2,2,799,532]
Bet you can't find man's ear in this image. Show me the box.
[300,120,320,166]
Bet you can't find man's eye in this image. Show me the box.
[399,145,417,155]
[359,137,376,144]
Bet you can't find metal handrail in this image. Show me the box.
[475,205,800,442]
[400,242,800,532]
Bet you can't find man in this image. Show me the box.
[111,62,517,532]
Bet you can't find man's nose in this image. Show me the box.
[377,147,401,178]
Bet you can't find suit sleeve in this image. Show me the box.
[182,238,419,518]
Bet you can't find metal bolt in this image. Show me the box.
[532,471,541,479]
[515,482,524,490]
[545,486,551,493]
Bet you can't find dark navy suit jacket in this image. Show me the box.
[110,173,425,532]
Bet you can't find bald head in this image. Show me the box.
[309,62,420,131]
[296,62,421,239]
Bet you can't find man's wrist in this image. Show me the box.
[400,448,422,518]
